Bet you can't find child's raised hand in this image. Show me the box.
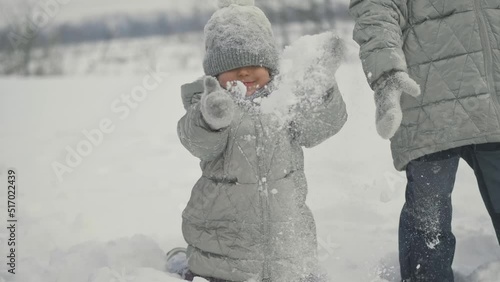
[200,76,235,130]
[277,31,346,109]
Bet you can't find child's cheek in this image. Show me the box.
[217,79,225,89]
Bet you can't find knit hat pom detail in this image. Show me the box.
[218,0,254,8]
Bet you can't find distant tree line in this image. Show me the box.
[0,1,349,51]
[0,0,349,75]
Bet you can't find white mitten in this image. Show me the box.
[200,76,235,130]
[374,71,421,139]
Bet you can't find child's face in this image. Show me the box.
[218,66,270,96]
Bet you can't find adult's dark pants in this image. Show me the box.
[399,143,500,282]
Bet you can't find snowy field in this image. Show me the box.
[1,58,500,281]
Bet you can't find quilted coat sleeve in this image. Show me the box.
[349,0,408,87]
[177,79,229,161]
[292,83,348,148]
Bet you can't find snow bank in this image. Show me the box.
[5,235,188,282]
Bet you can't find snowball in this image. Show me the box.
[260,31,345,123]
[227,80,247,99]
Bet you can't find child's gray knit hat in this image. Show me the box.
[203,0,279,76]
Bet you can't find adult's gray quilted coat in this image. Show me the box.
[177,79,347,281]
[350,0,500,170]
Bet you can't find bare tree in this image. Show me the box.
[1,1,37,75]
[1,0,67,75]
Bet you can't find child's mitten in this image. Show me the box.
[374,71,421,139]
[278,31,346,109]
[200,76,235,130]
[314,31,345,79]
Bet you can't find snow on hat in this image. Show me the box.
[203,0,279,76]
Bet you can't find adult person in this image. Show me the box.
[349,1,500,281]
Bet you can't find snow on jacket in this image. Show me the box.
[177,79,347,281]
[350,0,500,170]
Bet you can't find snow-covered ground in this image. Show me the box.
[1,43,500,282]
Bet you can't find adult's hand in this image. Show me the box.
[374,71,421,139]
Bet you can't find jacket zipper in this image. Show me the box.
[254,115,271,281]
[473,0,500,118]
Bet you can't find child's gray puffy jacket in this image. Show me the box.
[177,79,347,282]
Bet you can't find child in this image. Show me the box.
[170,1,347,281]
